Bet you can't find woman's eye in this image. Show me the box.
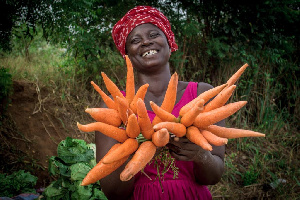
[150,32,160,38]
[131,38,140,44]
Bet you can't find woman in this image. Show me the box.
[95,6,225,200]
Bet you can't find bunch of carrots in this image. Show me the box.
[77,56,265,186]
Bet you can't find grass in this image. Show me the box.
[1,38,299,199]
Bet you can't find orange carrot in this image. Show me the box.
[125,55,135,104]
[126,114,140,138]
[150,101,179,123]
[180,99,204,127]
[101,72,126,102]
[130,84,149,114]
[120,141,156,181]
[186,126,212,151]
[81,145,128,186]
[77,122,128,143]
[91,81,117,110]
[201,129,228,146]
[153,121,186,137]
[85,108,122,127]
[206,125,266,139]
[179,83,227,117]
[116,96,134,126]
[152,128,170,147]
[102,138,138,164]
[226,63,249,88]
[152,72,178,125]
[137,98,154,140]
[203,85,236,112]
[193,101,247,129]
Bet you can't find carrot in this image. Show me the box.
[102,138,138,164]
[116,96,134,126]
[120,141,156,181]
[180,99,204,127]
[201,129,228,146]
[77,122,128,143]
[130,84,149,114]
[152,72,178,125]
[150,101,179,123]
[206,125,265,139]
[203,85,236,112]
[81,144,128,186]
[186,126,212,151]
[85,108,122,127]
[226,63,248,88]
[125,55,135,104]
[193,101,247,129]
[137,98,154,140]
[91,81,117,110]
[153,121,186,137]
[179,83,227,117]
[126,114,140,138]
[152,128,170,147]
[101,72,126,102]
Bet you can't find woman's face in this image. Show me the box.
[125,23,170,72]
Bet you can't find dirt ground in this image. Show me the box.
[0,80,93,188]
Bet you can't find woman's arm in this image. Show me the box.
[167,82,226,185]
[95,102,135,200]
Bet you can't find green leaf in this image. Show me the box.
[70,163,91,181]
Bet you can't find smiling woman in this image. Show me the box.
[95,5,225,200]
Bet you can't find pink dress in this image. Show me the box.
[124,82,212,200]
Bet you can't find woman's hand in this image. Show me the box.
[166,136,207,162]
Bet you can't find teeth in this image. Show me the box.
[142,50,158,57]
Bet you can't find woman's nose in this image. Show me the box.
[142,38,153,46]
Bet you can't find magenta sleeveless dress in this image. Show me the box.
[123,82,212,200]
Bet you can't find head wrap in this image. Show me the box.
[112,6,178,58]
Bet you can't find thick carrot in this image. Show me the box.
[226,63,248,88]
[85,108,122,127]
[201,129,228,146]
[101,72,126,102]
[193,101,247,129]
[203,85,236,112]
[206,125,265,139]
[77,122,128,143]
[150,101,179,123]
[180,99,204,127]
[153,121,186,137]
[125,55,135,104]
[152,72,178,125]
[120,141,156,181]
[126,114,140,138]
[179,83,227,117]
[91,81,117,110]
[81,146,129,186]
[186,126,212,151]
[152,128,170,147]
[116,96,134,126]
[137,98,154,140]
[130,84,149,114]
[102,138,138,164]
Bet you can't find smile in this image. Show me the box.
[142,50,158,57]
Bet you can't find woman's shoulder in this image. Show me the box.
[197,82,214,95]
[179,81,213,96]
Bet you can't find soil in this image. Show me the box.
[0,80,94,188]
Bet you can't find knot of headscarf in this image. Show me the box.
[112,6,178,58]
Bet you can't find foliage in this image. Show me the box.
[0,170,38,197]
[0,67,13,114]
[44,137,107,200]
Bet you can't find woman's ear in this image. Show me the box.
[169,49,171,56]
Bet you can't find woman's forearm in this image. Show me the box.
[193,148,225,185]
[100,162,135,200]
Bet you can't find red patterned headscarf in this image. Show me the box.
[112,6,178,58]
